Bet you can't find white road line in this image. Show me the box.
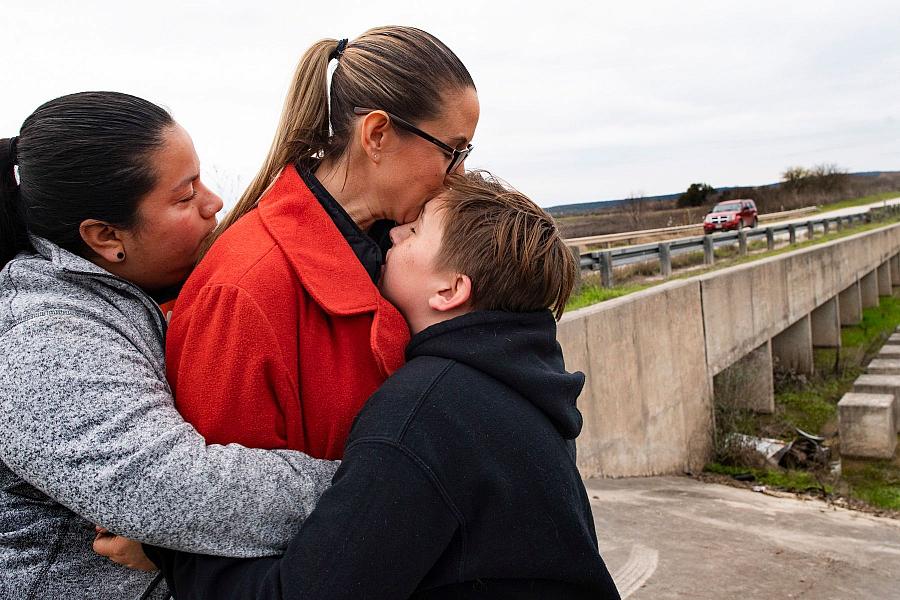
[611,543,659,599]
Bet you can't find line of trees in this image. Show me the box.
[555,165,900,239]
[676,163,860,212]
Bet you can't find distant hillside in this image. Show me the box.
[546,171,900,217]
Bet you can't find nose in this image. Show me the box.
[202,189,224,220]
[389,223,411,246]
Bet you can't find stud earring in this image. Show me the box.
[116,251,125,261]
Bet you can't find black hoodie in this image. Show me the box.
[148,310,620,600]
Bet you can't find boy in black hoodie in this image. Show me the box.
[148,172,620,599]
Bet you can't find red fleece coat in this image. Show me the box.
[166,165,410,460]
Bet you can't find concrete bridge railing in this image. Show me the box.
[561,222,900,478]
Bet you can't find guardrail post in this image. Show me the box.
[703,236,715,266]
[600,251,614,288]
[765,227,775,251]
[788,224,797,245]
[837,217,844,232]
[738,230,748,256]
[659,242,672,278]
[806,221,815,241]
[823,219,830,235]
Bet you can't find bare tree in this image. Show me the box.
[623,191,647,230]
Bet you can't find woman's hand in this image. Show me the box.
[93,526,158,572]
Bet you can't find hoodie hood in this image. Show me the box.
[405,310,585,439]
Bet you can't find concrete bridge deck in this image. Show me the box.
[591,476,900,599]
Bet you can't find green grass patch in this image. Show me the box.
[817,191,900,213]
[705,463,832,494]
[840,295,900,352]
[775,389,838,435]
[565,282,650,312]
[841,454,900,511]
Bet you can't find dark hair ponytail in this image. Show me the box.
[1,91,174,270]
[0,137,28,268]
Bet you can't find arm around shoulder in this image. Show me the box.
[0,314,336,557]
[155,439,460,599]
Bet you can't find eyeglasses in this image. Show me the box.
[353,107,473,174]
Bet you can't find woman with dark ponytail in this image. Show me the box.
[0,92,336,599]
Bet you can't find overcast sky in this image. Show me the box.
[3,0,899,209]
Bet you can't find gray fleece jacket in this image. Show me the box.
[0,237,339,600]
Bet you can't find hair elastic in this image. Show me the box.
[7,136,18,165]
[330,38,348,61]
[326,40,348,137]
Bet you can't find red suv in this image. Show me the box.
[703,199,758,234]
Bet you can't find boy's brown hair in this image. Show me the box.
[436,171,576,320]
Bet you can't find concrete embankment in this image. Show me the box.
[562,222,900,478]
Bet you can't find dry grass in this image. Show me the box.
[555,173,900,239]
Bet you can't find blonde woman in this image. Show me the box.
[166,27,480,460]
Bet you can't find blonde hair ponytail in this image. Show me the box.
[203,38,338,253]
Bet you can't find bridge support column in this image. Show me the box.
[713,341,774,414]
[811,297,841,348]
[877,262,892,296]
[860,270,879,309]
[891,254,900,288]
[839,281,863,326]
[772,315,814,375]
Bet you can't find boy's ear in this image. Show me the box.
[428,273,472,313]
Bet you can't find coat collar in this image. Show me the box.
[30,235,112,278]
[256,165,409,376]
[256,165,385,316]
[27,235,167,331]
[256,165,380,316]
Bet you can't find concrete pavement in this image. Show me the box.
[588,476,900,599]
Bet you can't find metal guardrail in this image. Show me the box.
[564,206,819,250]
[579,205,900,287]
